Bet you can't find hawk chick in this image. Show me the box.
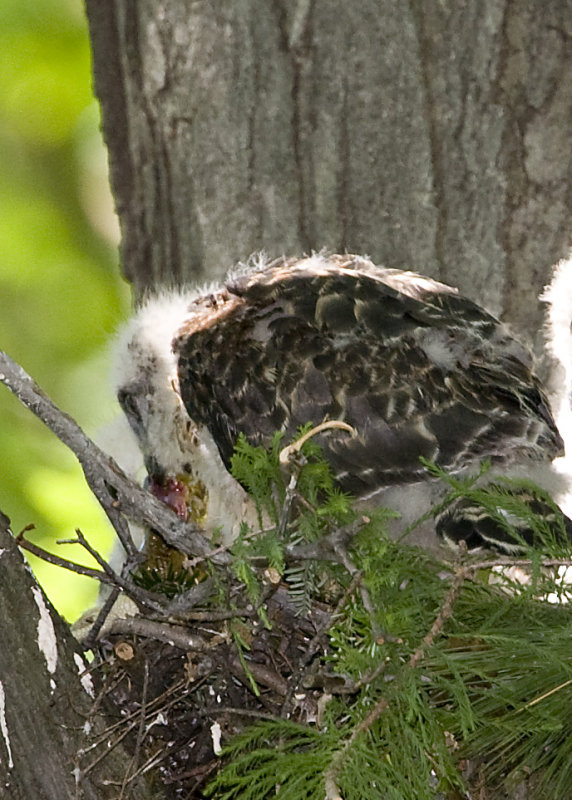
[115,254,567,552]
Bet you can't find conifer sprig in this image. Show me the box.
[205,435,572,800]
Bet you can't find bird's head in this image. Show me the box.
[114,290,203,521]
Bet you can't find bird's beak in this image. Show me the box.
[117,383,190,520]
[117,385,151,447]
[142,454,163,483]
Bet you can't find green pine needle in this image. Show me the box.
[205,437,572,799]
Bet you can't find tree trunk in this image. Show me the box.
[86,0,572,357]
[0,513,156,800]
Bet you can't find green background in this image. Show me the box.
[0,0,130,620]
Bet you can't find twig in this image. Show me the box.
[119,659,150,799]
[80,675,194,777]
[408,565,468,670]
[61,528,124,581]
[281,569,364,717]
[173,607,258,622]
[81,708,139,776]
[83,677,190,756]
[183,525,268,570]
[278,469,302,538]
[229,656,289,695]
[323,697,390,800]
[352,658,392,691]
[466,556,572,571]
[123,744,168,783]
[283,518,364,563]
[0,350,228,563]
[517,678,572,712]
[82,585,122,652]
[193,705,281,722]
[332,528,379,630]
[16,532,113,584]
[107,618,208,651]
[18,528,167,615]
[81,548,160,648]
[79,674,210,790]
[82,660,127,721]
[164,758,219,789]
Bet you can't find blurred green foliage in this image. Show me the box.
[0,0,131,620]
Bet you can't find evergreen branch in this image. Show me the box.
[323,698,390,800]
[323,561,469,800]
[352,658,392,691]
[408,564,468,670]
[328,521,380,631]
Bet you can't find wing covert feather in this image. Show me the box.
[173,257,562,496]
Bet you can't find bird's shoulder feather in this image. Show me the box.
[172,256,562,495]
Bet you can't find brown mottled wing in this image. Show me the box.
[173,258,563,497]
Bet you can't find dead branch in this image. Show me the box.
[16,530,114,584]
[17,528,168,615]
[0,350,229,563]
[107,618,208,650]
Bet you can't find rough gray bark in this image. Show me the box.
[0,514,156,800]
[86,0,572,355]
